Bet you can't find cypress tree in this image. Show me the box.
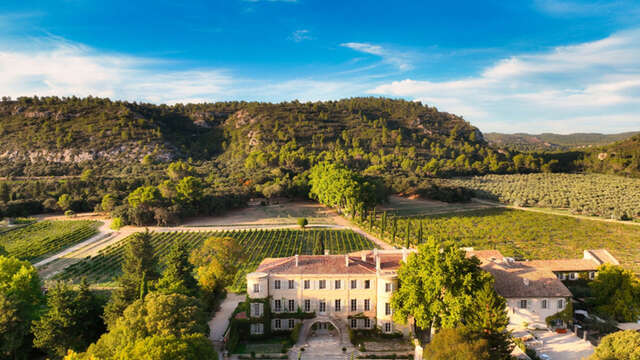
[405,220,411,248]
[392,216,397,244]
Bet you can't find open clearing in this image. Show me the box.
[376,195,497,217]
[182,200,337,226]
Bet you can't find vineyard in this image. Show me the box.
[57,229,376,291]
[445,173,640,220]
[0,220,100,262]
[362,208,640,274]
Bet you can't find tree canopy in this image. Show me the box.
[591,330,640,360]
[589,264,640,322]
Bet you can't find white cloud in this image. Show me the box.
[369,28,640,133]
[341,42,413,71]
[290,29,312,42]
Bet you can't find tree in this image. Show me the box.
[103,231,159,327]
[167,160,194,181]
[297,217,308,229]
[190,237,243,290]
[0,255,45,358]
[80,169,94,182]
[589,264,640,322]
[100,194,117,213]
[465,281,513,359]
[591,330,640,360]
[127,186,161,209]
[84,293,209,359]
[175,176,203,204]
[114,334,217,360]
[422,327,490,360]
[157,242,198,297]
[58,193,72,211]
[32,280,105,358]
[390,238,492,342]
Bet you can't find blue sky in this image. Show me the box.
[1,0,639,133]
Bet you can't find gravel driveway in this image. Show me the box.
[208,293,245,341]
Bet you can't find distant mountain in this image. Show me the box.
[485,132,640,151]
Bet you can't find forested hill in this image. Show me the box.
[485,131,639,151]
[0,96,541,180]
[578,133,640,177]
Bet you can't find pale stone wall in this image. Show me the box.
[506,297,568,327]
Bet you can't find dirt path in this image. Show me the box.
[472,198,640,227]
[208,293,245,342]
[331,215,394,250]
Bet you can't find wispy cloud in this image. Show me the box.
[341,42,413,71]
[370,28,640,133]
[289,29,312,42]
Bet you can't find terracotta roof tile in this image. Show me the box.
[522,259,600,272]
[481,261,572,298]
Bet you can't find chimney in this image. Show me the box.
[402,247,407,263]
[295,254,299,267]
[361,252,367,262]
[345,255,349,267]
[324,249,330,256]
[376,255,380,272]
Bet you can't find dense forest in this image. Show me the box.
[0,96,637,223]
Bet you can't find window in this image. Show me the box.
[304,280,310,289]
[319,280,326,289]
[274,280,281,289]
[334,280,341,289]
[274,300,282,312]
[274,319,281,329]
[364,299,370,311]
[351,318,357,328]
[288,280,295,289]
[364,280,370,289]
[385,283,392,292]
[351,280,357,289]
[250,323,264,334]
[319,301,326,313]
[252,303,261,317]
[253,284,260,293]
[558,299,564,309]
[385,303,391,316]
[519,300,527,309]
[288,299,295,312]
[569,273,576,280]
[351,299,357,311]
[288,319,295,329]
[364,318,371,328]
[335,299,341,312]
[589,272,595,280]
[384,323,392,333]
[304,300,311,312]
[541,299,548,309]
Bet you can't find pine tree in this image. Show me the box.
[392,216,398,244]
[103,231,158,327]
[156,241,198,297]
[466,282,513,359]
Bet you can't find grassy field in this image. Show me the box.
[0,220,100,262]
[376,195,496,217]
[447,173,640,221]
[373,208,640,274]
[57,229,377,291]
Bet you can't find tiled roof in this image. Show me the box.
[254,250,408,275]
[466,250,504,263]
[586,249,620,266]
[522,259,600,272]
[255,255,378,275]
[481,261,572,298]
